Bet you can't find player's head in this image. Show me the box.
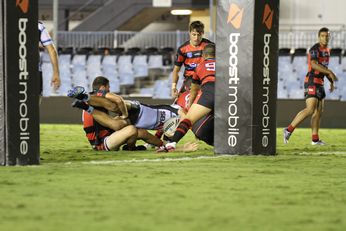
[189,21,204,46]
[92,76,110,93]
[202,43,215,59]
[318,27,330,47]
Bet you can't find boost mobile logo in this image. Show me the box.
[262,4,274,30]
[227,3,244,29]
[16,0,29,13]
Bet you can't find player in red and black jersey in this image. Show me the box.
[171,21,214,98]
[284,27,337,145]
[158,44,215,152]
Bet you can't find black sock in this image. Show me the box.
[171,119,192,143]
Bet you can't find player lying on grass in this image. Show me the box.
[68,76,198,152]
[157,43,215,152]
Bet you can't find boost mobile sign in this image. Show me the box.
[1,0,39,165]
[215,0,279,155]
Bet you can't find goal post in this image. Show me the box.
[0,1,39,165]
[215,0,279,155]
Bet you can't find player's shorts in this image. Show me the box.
[192,113,214,146]
[304,83,326,100]
[193,82,214,109]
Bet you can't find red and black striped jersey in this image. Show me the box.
[82,111,113,148]
[174,38,214,78]
[307,43,330,83]
[192,58,215,86]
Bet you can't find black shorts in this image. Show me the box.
[194,82,214,110]
[304,84,326,100]
[192,113,214,146]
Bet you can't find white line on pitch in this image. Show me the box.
[82,155,237,165]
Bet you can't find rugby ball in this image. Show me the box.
[163,117,180,137]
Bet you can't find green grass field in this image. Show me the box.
[1,124,346,231]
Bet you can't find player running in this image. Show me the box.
[283,27,338,145]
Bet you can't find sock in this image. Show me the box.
[171,119,192,143]
[287,124,295,133]
[158,140,164,147]
[86,105,94,114]
[155,130,163,139]
[312,134,319,142]
[82,93,90,102]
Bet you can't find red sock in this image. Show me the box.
[312,134,319,142]
[287,124,295,133]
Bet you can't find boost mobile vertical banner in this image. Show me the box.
[3,0,39,165]
[215,0,279,155]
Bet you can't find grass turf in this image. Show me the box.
[0,124,345,231]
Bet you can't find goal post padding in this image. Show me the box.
[1,1,39,165]
[215,0,279,155]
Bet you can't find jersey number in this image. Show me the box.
[205,62,215,71]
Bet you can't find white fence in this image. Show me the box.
[279,30,346,49]
[58,31,190,50]
[58,29,346,50]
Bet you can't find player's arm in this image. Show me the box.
[171,65,181,98]
[172,48,185,98]
[45,43,60,90]
[189,70,201,108]
[311,60,337,81]
[189,83,200,108]
[311,60,336,92]
[105,93,128,118]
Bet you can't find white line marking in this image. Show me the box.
[83,155,237,165]
[299,151,346,155]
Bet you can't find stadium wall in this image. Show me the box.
[40,97,346,128]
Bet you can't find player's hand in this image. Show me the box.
[329,82,335,93]
[328,71,338,81]
[51,72,61,90]
[181,142,199,152]
[171,88,178,98]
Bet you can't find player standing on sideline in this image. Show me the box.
[171,21,214,98]
[39,21,60,94]
[283,27,338,145]
[158,44,216,152]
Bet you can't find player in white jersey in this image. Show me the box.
[126,101,179,131]
[39,21,60,94]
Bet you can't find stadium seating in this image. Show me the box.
[40,45,345,101]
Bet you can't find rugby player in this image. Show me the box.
[171,21,214,98]
[283,27,338,145]
[158,44,215,152]
[39,21,60,94]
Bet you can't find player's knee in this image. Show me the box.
[305,107,315,116]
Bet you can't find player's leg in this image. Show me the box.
[192,113,214,146]
[68,86,120,113]
[137,129,164,147]
[311,99,325,145]
[170,103,211,143]
[72,100,128,131]
[283,97,318,143]
[104,125,138,151]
